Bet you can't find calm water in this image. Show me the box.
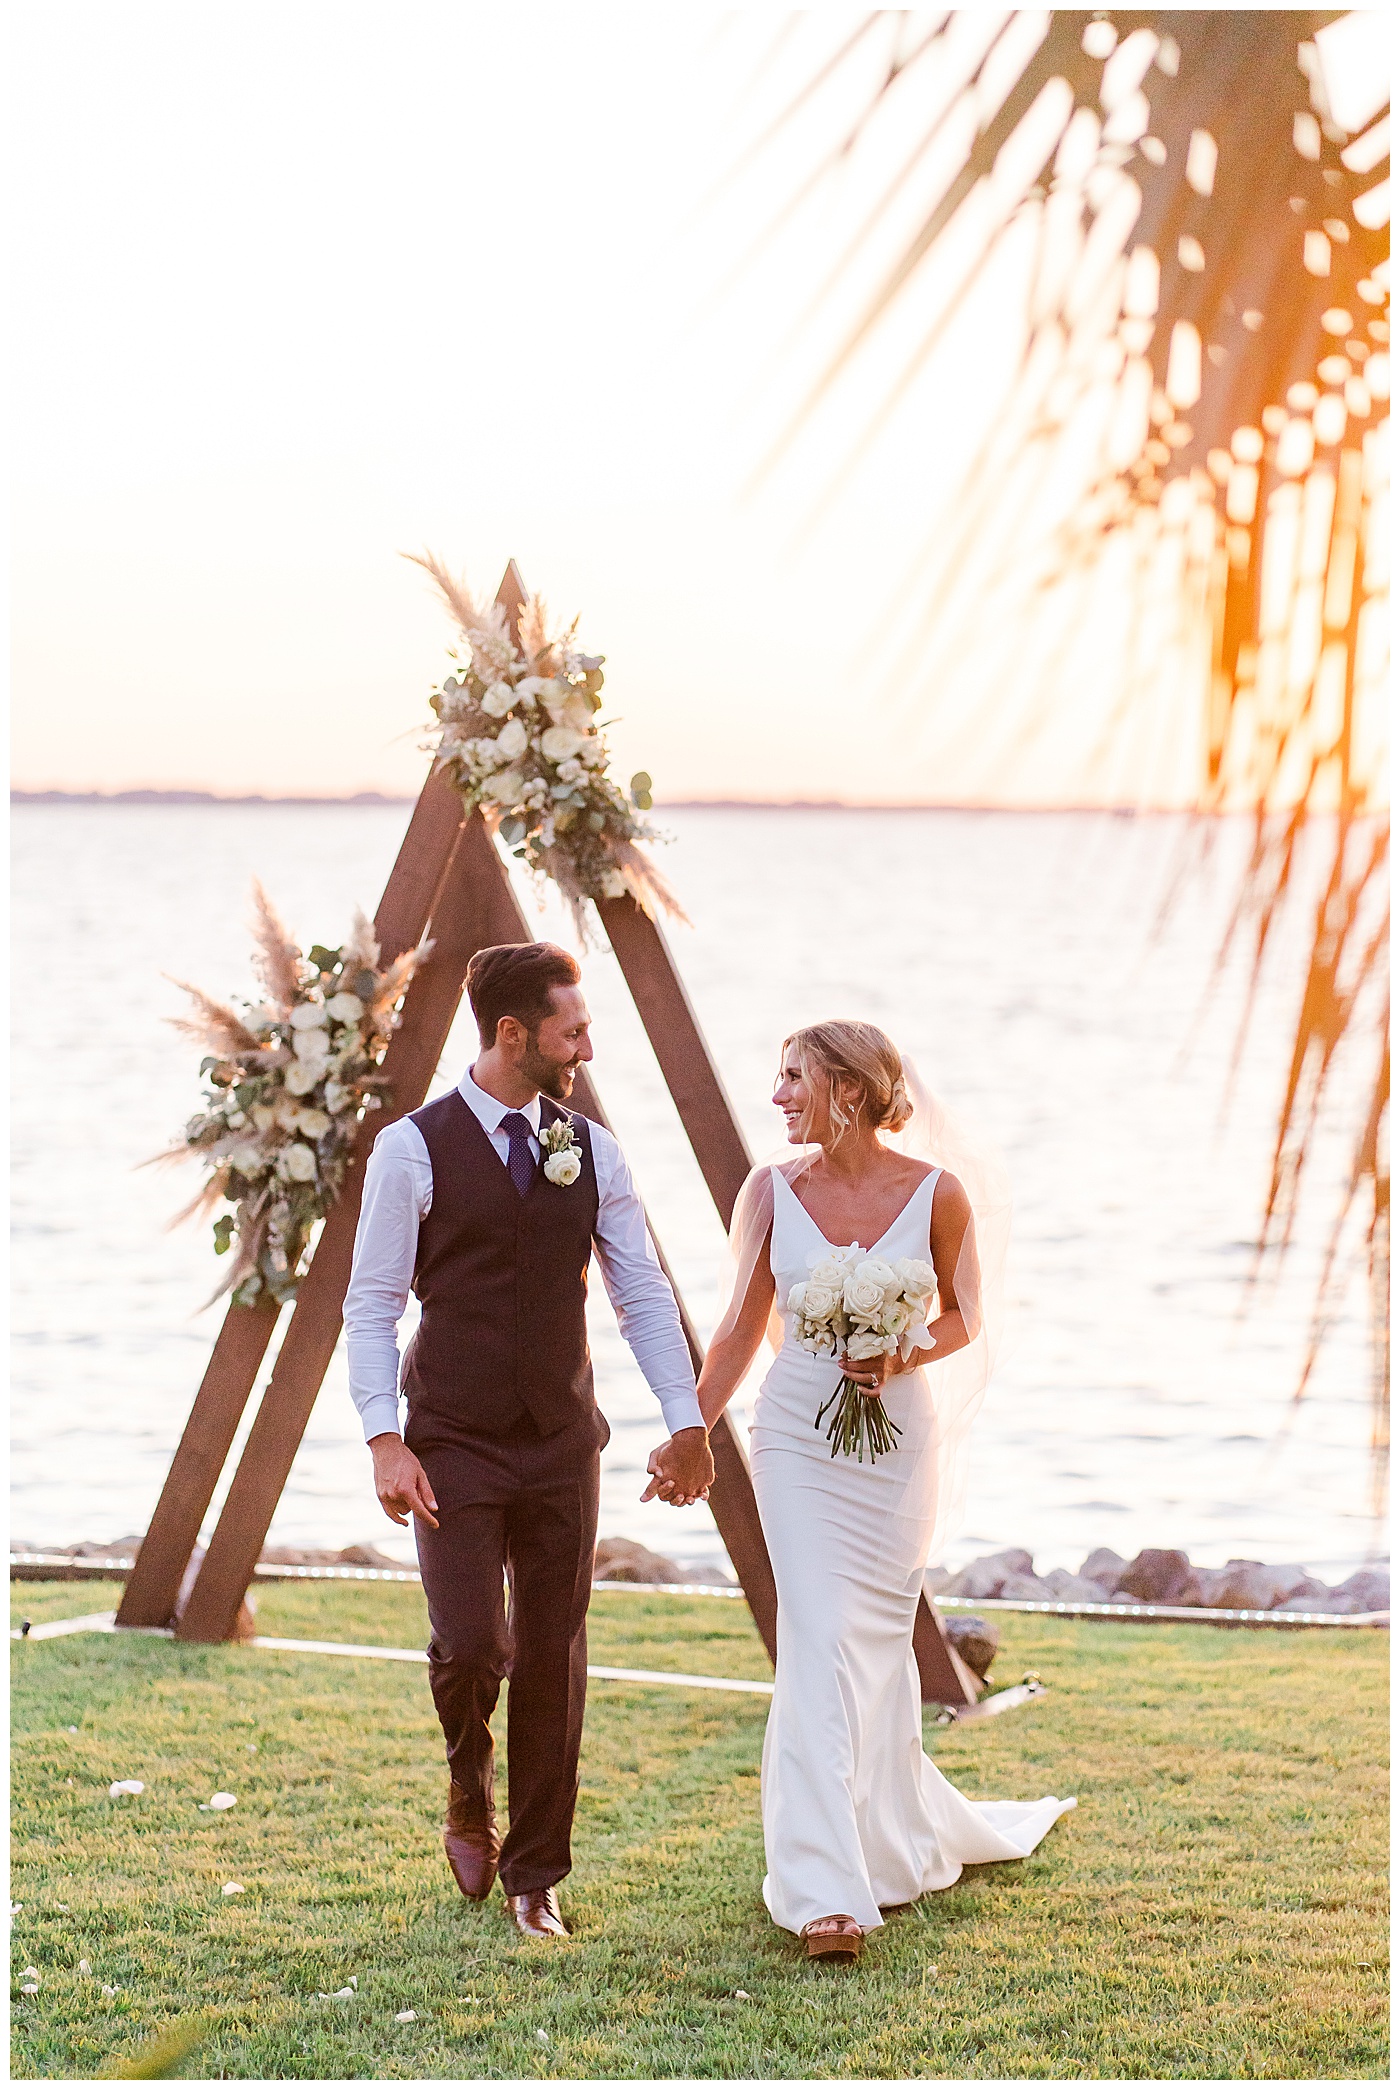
[10,804,1384,1579]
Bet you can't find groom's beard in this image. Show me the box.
[522,1037,581,1102]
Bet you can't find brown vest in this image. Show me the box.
[400,1090,600,1440]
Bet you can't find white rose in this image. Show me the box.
[853,1257,898,1296]
[229,1144,266,1175]
[892,1256,937,1299]
[495,717,529,762]
[284,1061,320,1096]
[323,1080,349,1113]
[326,991,365,1025]
[515,676,549,708]
[290,1002,329,1031]
[481,681,516,718]
[293,1029,330,1063]
[843,1271,888,1321]
[562,690,596,732]
[280,1142,318,1183]
[251,1103,277,1132]
[805,1253,848,1288]
[578,736,607,769]
[540,678,570,723]
[540,724,586,765]
[797,1327,835,1357]
[226,1110,247,1130]
[798,1281,838,1322]
[543,1150,582,1186]
[786,1281,809,1316]
[295,1108,332,1139]
[481,769,524,805]
[843,1329,892,1361]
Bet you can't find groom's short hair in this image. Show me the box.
[467,942,582,1045]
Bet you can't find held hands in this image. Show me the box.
[369,1433,439,1528]
[640,1426,714,1507]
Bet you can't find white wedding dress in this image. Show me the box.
[751,1162,1076,1936]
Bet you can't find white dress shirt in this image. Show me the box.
[343,1067,704,1443]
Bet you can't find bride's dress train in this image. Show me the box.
[752,1163,1075,1935]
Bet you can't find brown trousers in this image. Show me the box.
[408,1409,603,1897]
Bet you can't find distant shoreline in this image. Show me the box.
[12,788,1187,815]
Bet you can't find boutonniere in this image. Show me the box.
[540,1119,584,1186]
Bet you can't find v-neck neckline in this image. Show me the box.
[772,1162,936,1255]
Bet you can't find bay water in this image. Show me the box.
[9,803,1383,1581]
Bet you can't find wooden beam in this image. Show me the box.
[597,900,752,1226]
[566,1064,779,1665]
[114,1296,280,1628]
[913,1599,982,1708]
[116,776,469,1630]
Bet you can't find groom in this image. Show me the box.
[343,941,715,1937]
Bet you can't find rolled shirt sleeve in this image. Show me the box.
[589,1126,705,1436]
[343,1116,432,1443]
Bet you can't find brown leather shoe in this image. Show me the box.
[506,1886,569,1939]
[443,1789,500,1902]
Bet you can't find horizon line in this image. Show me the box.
[12,786,1221,816]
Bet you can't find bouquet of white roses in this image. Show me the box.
[787,1247,939,1463]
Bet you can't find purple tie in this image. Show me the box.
[500,1112,536,1199]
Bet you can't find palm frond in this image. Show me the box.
[739,7,1390,1466]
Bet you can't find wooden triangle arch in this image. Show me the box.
[117,564,978,1707]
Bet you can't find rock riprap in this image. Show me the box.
[925,1546,1388,1614]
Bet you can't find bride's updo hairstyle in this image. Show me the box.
[783,1020,914,1143]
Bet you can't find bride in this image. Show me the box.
[692,1020,1074,1963]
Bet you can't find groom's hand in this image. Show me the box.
[369,1433,439,1528]
[641,1427,714,1507]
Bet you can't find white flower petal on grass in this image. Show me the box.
[79,1960,91,1976]
[207,1792,237,1810]
[21,1967,38,1981]
[535,2030,550,2047]
[318,1986,356,2000]
[394,2009,417,2022]
[20,1983,38,1995]
[9,1901,21,1915]
[108,1780,145,1798]
[221,1882,245,1897]
[101,1984,120,1997]
[733,1989,751,2000]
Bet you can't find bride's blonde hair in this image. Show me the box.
[783,1019,913,1143]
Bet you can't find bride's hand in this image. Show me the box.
[838,1349,900,1396]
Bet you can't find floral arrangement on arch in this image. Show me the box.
[409,552,684,929]
[157,886,428,1307]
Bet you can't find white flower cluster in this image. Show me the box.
[540,1118,583,1187]
[427,598,657,915]
[173,914,423,1307]
[788,1247,938,1363]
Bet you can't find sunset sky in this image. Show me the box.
[11,9,1382,807]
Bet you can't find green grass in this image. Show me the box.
[10,1577,1388,2079]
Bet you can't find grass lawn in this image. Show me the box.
[10,1576,1388,2080]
